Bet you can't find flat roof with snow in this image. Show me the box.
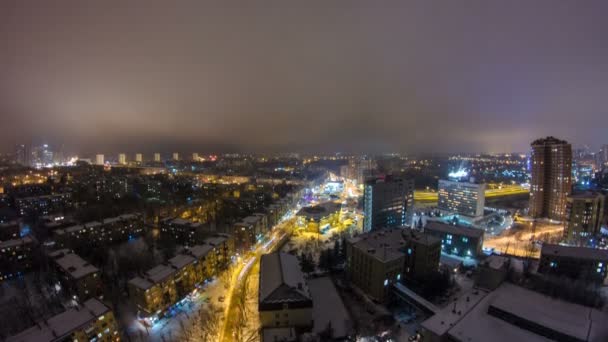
[541,244,608,261]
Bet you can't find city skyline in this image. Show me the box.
[2,1,608,154]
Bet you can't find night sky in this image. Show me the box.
[1,1,607,155]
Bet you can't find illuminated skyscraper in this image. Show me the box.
[154,153,161,162]
[95,154,105,165]
[172,153,179,161]
[192,153,199,161]
[135,153,143,163]
[363,175,414,232]
[118,153,127,165]
[529,137,572,221]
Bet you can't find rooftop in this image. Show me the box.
[296,201,341,221]
[187,244,214,258]
[308,277,352,338]
[541,244,608,261]
[50,249,99,279]
[425,221,485,239]
[349,228,439,263]
[145,264,177,283]
[421,283,608,342]
[0,235,34,249]
[168,254,196,269]
[6,299,110,342]
[259,252,311,305]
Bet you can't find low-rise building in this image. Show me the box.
[49,249,101,300]
[0,235,35,281]
[538,244,608,283]
[55,213,144,247]
[346,228,441,302]
[128,234,234,315]
[259,252,313,330]
[6,298,120,342]
[128,264,178,314]
[0,220,21,241]
[15,192,73,217]
[295,201,341,234]
[424,221,484,258]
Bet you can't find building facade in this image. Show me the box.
[346,228,440,302]
[538,244,608,283]
[438,179,485,217]
[563,192,605,241]
[529,136,573,221]
[259,253,313,329]
[49,249,102,300]
[363,176,414,232]
[424,221,484,258]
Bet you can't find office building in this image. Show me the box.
[154,153,161,162]
[192,152,199,161]
[420,282,608,342]
[259,252,313,329]
[363,176,414,232]
[438,179,485,217]
[172,152,179,161]
[118,153,127,165]
[529,136,573,221]
[95,154,105,165]
[49,249,101,300]
[6,298,120,342]
[424,221,484,258]
[346,228,440,302]
[564,192,605,241]
[135,153,143,163]
[538,244,608,283]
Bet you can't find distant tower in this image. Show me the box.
[95,154,105,165]
[154,153,161,162]
[529,136,572,221]
[173,153,179,161]
[192,153,199,161]
[15,144,30,166]
[118,153,127,165]
[135,153,143,163]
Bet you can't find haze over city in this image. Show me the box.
[2,0,608,154]
[2,2,608,342]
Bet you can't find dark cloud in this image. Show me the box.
[1,0,607,155]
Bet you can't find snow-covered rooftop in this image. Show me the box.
[308,277,352,338]
[541,243,608,261]
[421,282,608,342]
[6,299,110,342]
[259,252,311,305]
[168,254,196,269]
[52,251,98,279]
[187,244,214,258]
